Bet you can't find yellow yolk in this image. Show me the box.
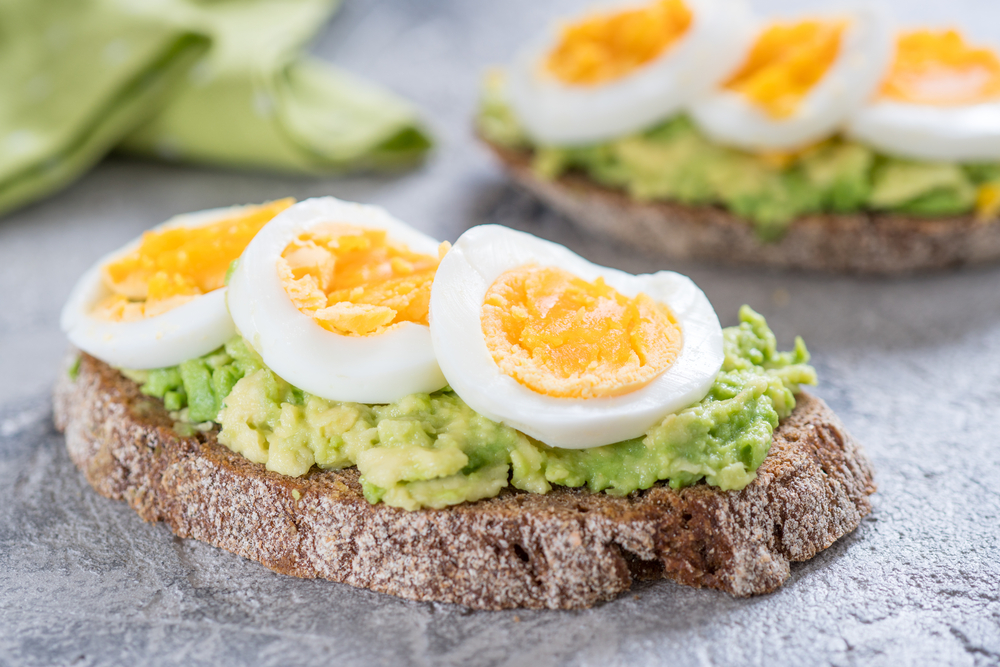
[481,265,682,399]
[278,223,446,336]
[976,182,1000,222]
[880,30,1000,106]
[94,198,294,322]
[725,19,847,119]
[545,0,692,86]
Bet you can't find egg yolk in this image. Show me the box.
[279,224,446,337]
[481,265,682,399]
[879,30,1000,106]
[94,198,293,322]
[976,182,1000,222]
[725,19,847,119]
[545,0,692,86]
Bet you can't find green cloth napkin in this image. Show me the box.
[0,0,431,218]
[121,0,431,173]
[0,0,210,216]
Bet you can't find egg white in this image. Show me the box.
[689,6,894,152]
[226,197,447,404]
[507,0,754,146]
[847,100,1000,162]
[60,205,258,370]
[428,225,724,449]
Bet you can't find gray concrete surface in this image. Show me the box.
[2,0,999,665]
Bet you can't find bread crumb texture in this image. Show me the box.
[486,141,1000,275]
[53,353,875,609]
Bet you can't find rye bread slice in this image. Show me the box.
[53,352,876,610]
[485,140,1000,275]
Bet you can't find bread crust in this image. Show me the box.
[53,353,875,610]
[485,140,1000,275]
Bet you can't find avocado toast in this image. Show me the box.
[54,351,874,609]
[483,3,1000,274]
[54,197,875,609]
[484,138,1000,274]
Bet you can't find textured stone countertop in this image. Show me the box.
[2,0,999,665]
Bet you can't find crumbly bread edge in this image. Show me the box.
[53,353,876,610]
[485,141,1000,275]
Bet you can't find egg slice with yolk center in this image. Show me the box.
[227,197,447,404]
[847,29,1000,163]
[508,0,754,145]
[61,200,293,370]
[723,19,848,119]
[92,198,292,323]
[690,8,893,152]
[429,225,723,449]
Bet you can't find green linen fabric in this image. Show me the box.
[121,0,431,172]
[0,0,211,216]
[0,0,431,218]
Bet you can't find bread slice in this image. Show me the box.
[485,140,1000,275]
[53,352,876,610]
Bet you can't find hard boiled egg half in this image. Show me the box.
[508,0,753,145]
[429,225,723,449]
[61,199,293,370]
[226,197,448,404]
[690,7,893,151]
[847,29,1000,161]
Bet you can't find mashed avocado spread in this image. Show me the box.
[126,307,815,511]
[478,75,1000,239]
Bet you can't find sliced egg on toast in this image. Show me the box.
[847,29,1000,162]
[508,0,753,145]
[690,7,893,151]
[429,225,723,449]
[226,197,447,404]
[61,199,293,370]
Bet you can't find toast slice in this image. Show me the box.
[53,352,876,610]
[485,140,1000,275]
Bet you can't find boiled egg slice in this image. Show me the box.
[508,0,753,145]
[226,197,447,404]
[61,199,293,370]
[428,225,723,449]
[690,7,893,151]
[847,29,1000,161]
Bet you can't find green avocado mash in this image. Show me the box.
[477,73,1000,239]
[130,307,816,511]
